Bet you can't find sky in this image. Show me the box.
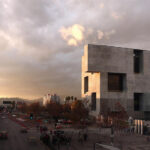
[0,0,150,99]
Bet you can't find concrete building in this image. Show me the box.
[82,44,150,120]
[43,93,60,106]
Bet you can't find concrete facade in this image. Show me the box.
[81,44,150,119]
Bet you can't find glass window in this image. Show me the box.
[91,93,96,110]
[108,73,125,92]
[134,50,143,73]
[84,76,88,93]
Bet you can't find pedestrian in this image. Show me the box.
[78,131,83,144]
[45,134,50,146]
[110,125,114,146]
[55,123,57,129]
[83,128,88,141]
[83,133,88,141]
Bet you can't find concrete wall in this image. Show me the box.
[140,93,150,111]
[86,44,133,73]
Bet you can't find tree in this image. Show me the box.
[71,96,74,100]
[71,100,89,122]
[62,103,71,119]
[46,102,62,119]
[114,102,128,119]
[18,103,29,113]
[108,102,128,128]
[29,102,42,116]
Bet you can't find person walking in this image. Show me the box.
[83,128,88,141]
[110,125,114,146]
[78,131,83,144]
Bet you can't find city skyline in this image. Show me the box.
[0,0,150,99]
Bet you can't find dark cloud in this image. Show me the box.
[0,0,149,99]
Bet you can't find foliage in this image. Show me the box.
[70,100,89,122]
[109,102,128,120]
[108,102,129,128]
[29,102,43,115]
[46,102,62,119]
[61,103,71,118]
[18,103,28,113]
[17,98,89,123]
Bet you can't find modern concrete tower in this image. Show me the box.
[82,44,150,119]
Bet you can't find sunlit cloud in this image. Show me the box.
[59,24,85,46]
[68,38,77,46]
[0,0,149,99]
[105,30,116,39]
[97,30,104,40]
[87,28,93,36]
[111,12,123,20]
[99,3,104,9]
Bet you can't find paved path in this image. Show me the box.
[0,114,47,150]
[127,145,150,150]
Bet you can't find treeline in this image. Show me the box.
[18,100,89,122]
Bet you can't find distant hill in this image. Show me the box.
[30,98,43,105]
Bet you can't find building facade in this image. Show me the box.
[43,93,60,106]
[82,44,150,120]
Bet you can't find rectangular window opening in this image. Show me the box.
[91,93,96,111]
[134,93,143,111]
[134,49,143,73]
[108,73,126,92]
[84,76,88,93]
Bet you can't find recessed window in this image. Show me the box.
[134,93,143,111]
[134,50,143,73]
[108,73,126,92]
[91,93,96,111]
[84,76,88,93]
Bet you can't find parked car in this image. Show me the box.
[56,123,63,129]
[58,119,64,123]
[63,120,72,124]
[0,131,8,139]
[20,127,28,133]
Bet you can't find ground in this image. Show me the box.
[0,113,150,150]
[0,114,47,150]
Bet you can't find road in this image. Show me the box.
[0,114,47,150]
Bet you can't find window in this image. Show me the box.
[134,50,143,73]
[84,76,88,93]
[108,73,125,92]
[91,93,96,111]
[134,93,142,111]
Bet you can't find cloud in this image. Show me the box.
[59,24,85,46]
[111,12,123,20]
[68,38,77,46]
[0,0,149,99]
[99,3,104,9]
[105,30,116,39]
[97,30,104,40]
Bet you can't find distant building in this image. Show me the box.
[43,93,60,106]
[0,101,14,108]
[82,44,150,120]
